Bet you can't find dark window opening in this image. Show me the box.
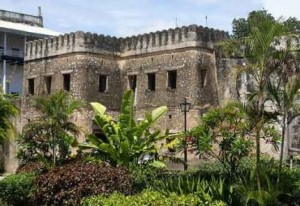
[168,70,177,89]
[28,78,34,95]
[200,69,207,88]
[128,75,137,91]
[45,76,52,94]
[63,73,71,91]
[147,73,156,91]
[98,75,107,93]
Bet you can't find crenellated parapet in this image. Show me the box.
[119,24,229,56]
[25,31,120,61]
[25,25,229,61]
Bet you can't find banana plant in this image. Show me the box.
[80,90,168,168]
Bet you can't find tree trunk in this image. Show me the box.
[256,128,261,191]
[277,113,286,187]
[256,91,264,191]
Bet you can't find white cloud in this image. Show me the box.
[262,0,300,19]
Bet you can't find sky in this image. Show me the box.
[1,0,300,37]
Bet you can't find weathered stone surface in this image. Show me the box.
[19,25,233,170]
[22,25,229,133]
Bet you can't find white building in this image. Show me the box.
[0,8,59,94]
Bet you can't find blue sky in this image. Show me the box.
[1,0,299,37]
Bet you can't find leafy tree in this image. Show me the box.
[80,90,168,168]
[0,90,18,144]
[18,91,82,166]
[232,9,300,39]
[232,10,275,39]
[191,103,254,181]
[283,17,300,33]
[232,17,250,39]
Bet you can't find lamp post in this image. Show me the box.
[180,97,191,170]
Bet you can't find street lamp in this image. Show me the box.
[180,97,191,170]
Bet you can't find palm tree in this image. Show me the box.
[266,75,300,185]
[0,90,18,144]
[19,91,82,166]
[226,20,291,190]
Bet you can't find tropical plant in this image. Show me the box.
[190,102,254,181]
[266,75,300,185]
[234,169,280,206]
[226,18,292,190]
[18,91,82,166]
[81,90,168,168]
[0,89,18,144]
[154,175,233,205]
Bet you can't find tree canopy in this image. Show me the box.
[232,9,300,39]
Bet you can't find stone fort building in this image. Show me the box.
[22,25,232,138]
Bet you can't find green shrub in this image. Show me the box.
[82,190,227,206]
[31,159,132,206]
[0,173,35,206]
[130,165,164,193]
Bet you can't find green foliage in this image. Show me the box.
[191,102,254,180]
[232,9,299,39]
[153,175,233,205]
[130,165,164,193]
[0,173,35,206]
[0,90,18,144]
[284,17,300,32]
[266,75,300,184]
[81,190,226,206]
[31,159,132,206]
[81,90,168,168]
[234,169,280,206]
[229,14,292,190]
[18,91,82,166]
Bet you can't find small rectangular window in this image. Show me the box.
[168,70,177,89]
[45,76,52,94]
[28,78,34,95]
[63,73,71,91]
[147,73,156,91]
[128,75,137,91]
[98,75,107,93]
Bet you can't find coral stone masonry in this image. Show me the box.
[22,25,229,139]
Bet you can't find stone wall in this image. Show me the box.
[22,25,228,134]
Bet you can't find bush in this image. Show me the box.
[0,173,35,206]
[16,161,49,175]
[130,165,164,193]
[82,190,227,206]
[31,159,132,206]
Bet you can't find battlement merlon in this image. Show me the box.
[24,24,229,61]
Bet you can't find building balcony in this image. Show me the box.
[0,48,24,63]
